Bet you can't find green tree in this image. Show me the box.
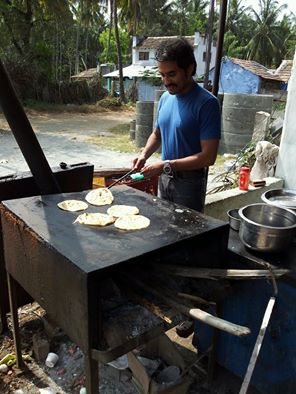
[112,0,125,102]
[246,0,288,66]
[99,28,130,64]
[223,0,256,58]
[0,0,72,57]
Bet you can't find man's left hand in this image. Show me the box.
[141,161,164,178]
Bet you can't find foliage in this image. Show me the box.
[99,28,131,67]
[140,68,162,87]
[97,96,122,108]
[1,0,295,104]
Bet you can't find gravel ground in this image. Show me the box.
[1,302,257,394]
[0,110,140,178]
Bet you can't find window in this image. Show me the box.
[139,51,149,61]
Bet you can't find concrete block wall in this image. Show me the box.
[205,177,284,221]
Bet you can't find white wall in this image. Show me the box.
[132,36,156,66]
[132,33,217,77]
[275,49,296,188]
[194,32,217,77]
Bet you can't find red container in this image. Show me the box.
[239,167,250,191]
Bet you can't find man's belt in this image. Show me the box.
[172,168,206,178]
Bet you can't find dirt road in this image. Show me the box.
[0,111,136,178]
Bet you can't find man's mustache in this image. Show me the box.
[165,84,177,88]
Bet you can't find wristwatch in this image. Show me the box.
[163,160,173,176]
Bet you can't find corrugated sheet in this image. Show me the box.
[71,68,98,79]
[103,64,158,78]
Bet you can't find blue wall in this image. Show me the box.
[194,279,296,393]
[209,58,261,94]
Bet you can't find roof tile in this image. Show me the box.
[229,57,292,83]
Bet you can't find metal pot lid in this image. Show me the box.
[261,189,296,210]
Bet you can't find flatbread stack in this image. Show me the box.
[85,187,114,206]
[57,200,88,212]
[107,205,139,217]
[74,213,115,226]
[114,214,150,230]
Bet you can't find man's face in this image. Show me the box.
[158,60,193,95]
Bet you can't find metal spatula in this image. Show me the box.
[107,168,134,189]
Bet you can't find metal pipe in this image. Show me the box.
[203,0,215,90]
[0,60,60,194]
[212,0,228,97]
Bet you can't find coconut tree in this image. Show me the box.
[246,0,288,66]
[112,0,125,102]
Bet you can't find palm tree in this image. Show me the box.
[112,0,125,102]
[118,0,143,35]
[246,0,288,66]
[226,0,248,36]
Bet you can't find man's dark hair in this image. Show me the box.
[155,37,197,76]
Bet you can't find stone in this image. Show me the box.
[32,334,50,362]
[251,111,270,143]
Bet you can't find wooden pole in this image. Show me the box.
[124,274,250,337]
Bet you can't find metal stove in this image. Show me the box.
[1,185,229,393]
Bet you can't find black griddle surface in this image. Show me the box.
[2,185,226,274]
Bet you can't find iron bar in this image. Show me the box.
[212,0,228,97]
[0,60,60,194]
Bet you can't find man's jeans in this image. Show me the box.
[158,169,207,212]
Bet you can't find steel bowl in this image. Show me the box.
[227,208,241,231]
[238,203,296,252]
[261,189,296,211]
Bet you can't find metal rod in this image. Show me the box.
[7,273,24,369]
[212,0,228,97]
[107,168,134,189]
[0,60,60,194]
[239,296,276,394]
[203,0,215,90]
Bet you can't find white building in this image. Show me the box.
[104,32,217,101]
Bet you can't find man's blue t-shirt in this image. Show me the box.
[156,83,221,160]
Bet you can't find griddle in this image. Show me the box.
[1,185,229,393]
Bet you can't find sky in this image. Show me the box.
[243,0,296,16]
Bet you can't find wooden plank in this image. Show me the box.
[177,292,216,306]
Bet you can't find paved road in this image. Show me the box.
[0,111,138,178]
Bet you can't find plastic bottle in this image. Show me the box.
[239,167,250,191]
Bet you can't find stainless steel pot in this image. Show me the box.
[261,189,296,211]
[238,203,296,253]
[227,208,241,231]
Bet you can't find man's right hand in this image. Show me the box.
[132,155,146,171]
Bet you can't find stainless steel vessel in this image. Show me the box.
[261,189,296,211]
[238,203,296,252]
[227,208,241,231]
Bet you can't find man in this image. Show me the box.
[132,36,221,212]
[132,37,221,338]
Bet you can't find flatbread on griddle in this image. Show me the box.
[74,212,116,226]
[114,214,150,230]
[107,205,139,218]
[57,199,88,212]
[85,187,114,206]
